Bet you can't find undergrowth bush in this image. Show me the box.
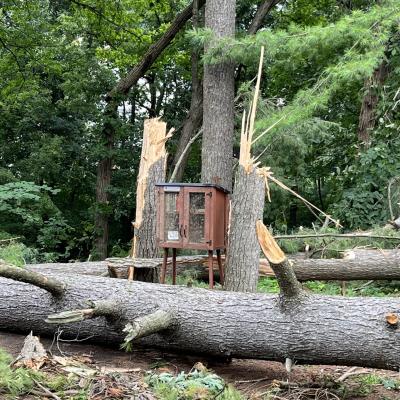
[146,369,243,400]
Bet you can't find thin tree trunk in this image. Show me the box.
[201,0,236,191]
[170,52,203,182]
[94,104,115,260]
[92,1,205,258]
[27,247,400,281]
[224,166,265,292]
[357,60,389,147]
[247,0,281,34]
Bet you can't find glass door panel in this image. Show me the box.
[188,192,206,244]
[164,192,180,243]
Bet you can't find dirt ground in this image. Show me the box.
[1,331,399,399]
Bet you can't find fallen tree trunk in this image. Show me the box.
[27,248,400,281]
[1,264,400,370]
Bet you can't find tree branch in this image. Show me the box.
[106,0,206,100]
[46,300,124,324]
[0,262,65,297]
[256,221,303,302]
[122,309,174,348]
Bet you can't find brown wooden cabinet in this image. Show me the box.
[156,183,229,251]
[156,183,230,288]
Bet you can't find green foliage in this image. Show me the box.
[146,369,243,400]
[0,348,36,398]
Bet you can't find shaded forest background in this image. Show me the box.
[1,0,399,262]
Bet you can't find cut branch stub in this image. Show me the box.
[256,220,303,301]
[46,300,124,324]
[0,262,65,296]
[122,309,174,349]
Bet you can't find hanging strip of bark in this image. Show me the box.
[131,118,173,282]
[3,271,400,370]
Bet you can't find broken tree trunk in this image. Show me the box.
[131,118,172,282]
[224,166,265,292]
[224,48,266,292]
[2,262,400,370]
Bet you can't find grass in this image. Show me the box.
[0,243,27,267]
[0,347,89,399]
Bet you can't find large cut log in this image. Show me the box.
[1,262,400,370]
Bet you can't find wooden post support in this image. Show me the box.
[172,248,177,285]
[216,249,224,285]
[208,250,214,288]
[160,248,169,284]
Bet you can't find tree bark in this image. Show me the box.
[2,271,400,370]
[171,0,281,183]
[224,166,265,292]
[247,0,281,34]
[201,0,236,191]
[170,56,203,182]
[357,60,389,147]
[26,248,400,281]
[93,104,115,260]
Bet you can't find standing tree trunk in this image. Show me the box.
[224,167,265,292]
[94,104,116,260]
[132,119,172,282]
[171,0,281,183]
[357,60,389,147]
[224,47,266,292]
[201,0,236,192]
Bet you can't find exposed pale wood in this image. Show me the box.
[131,118,173,282]
[123,310,174,342]
[256,220,303,300]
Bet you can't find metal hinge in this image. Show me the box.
[206,192,212,197]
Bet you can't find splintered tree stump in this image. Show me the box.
[1,268,400,370]
[224,166,265,292]
[130,118,172,282]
